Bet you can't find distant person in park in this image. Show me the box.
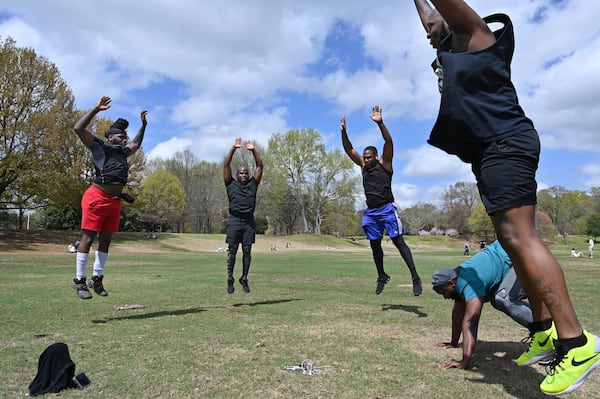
[571,248,583,258]
[431,240,536,370]
[341,105,422,296]
[413,0,600,394]
[223,137,263,294]
[479,240,486,250]
[72,96,147,299]
[463,240,470,256]
[588,238,594,258]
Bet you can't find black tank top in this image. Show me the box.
[428,14,535,163]
[362,163,394,209]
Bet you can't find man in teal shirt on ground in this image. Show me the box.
[431,240,555,370]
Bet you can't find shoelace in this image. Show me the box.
[520,332,535,349]
[544,342,567,376]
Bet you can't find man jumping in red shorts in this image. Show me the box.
[71,96,147,299]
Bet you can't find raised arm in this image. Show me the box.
[73,96,111,147]
[369,106,393,173]
[414,0,435,32]
[429,0,495,52]
[340,117,364,167]
[128,110,148,154]
[245,141,263,184]
[223,137,242,184]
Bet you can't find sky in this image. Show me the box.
[1,0,600,208]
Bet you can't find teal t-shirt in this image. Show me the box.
[455,240,512,302]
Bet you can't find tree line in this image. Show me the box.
[2,36,600,239]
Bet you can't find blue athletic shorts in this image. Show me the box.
[471,130,540,215]
[361,202,403,240]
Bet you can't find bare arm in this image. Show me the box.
[128,110,148,154]
[430,0,495,52]
[414,0,435,31]
[369,106,393,173]
[245,141,264,184]
[340,117,364,167]
[441,297,483,369]
[223,137,241,184]
[73,96,111,147]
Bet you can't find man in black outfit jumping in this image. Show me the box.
[223,137,263,294]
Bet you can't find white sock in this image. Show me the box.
[76,252,88,279]
[93,251,108,277]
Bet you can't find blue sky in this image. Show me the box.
[1,0,599,208]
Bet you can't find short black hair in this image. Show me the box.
[364,146,378,156]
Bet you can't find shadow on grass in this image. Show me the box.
[466,340,548,399]
[381,303,428,318]
[91,307,206,323]
[232,298,302,308]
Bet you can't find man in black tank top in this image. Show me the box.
[414,1,600,394]
[223,137,263,294]
[341,105,422,296]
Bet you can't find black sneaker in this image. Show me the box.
[375,274,390,295]
[87,275,108,296]
[239,278,250,293]
[412,277,423,296]
[72,277,92,300]
[227,277,235,294]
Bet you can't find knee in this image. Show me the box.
[492,290,509,312]
[369,239,382,248]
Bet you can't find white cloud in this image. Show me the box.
[2,0,600,205]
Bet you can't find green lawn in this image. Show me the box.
[0,234,598,398]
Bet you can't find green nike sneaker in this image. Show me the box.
[540,330,600,395]
[516,323,557,366]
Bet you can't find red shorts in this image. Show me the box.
[81,185,122,232]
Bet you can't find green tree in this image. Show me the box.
[137,171,186,232]
[266,129,359,234]
[468,202,494,239]
[441,182,479,212]
[0,36,76,227]
[537,186,593,236]
[402,202,442,233]
[585,214,600,240]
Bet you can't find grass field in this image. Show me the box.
[0,233,599,398]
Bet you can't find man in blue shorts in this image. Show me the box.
[431,240,550,370]
[341,105,422,296]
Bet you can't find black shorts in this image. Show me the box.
[471,129,540,215]
[225,215,256,245]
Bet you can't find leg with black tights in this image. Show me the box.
[390,236,419,279]
[369,239,387,278]
[227,243,239,278]
[391,235,422,295]
[241,244,252,280]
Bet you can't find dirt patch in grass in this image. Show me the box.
[0,230,373,254]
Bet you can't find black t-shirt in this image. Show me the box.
[226,177,259,217]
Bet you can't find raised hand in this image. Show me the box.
[96,96,112,111]
[140,110,148,124]
[369,105,382,123]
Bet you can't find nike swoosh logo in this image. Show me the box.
[537,334,552,347]
[572,354,600,367]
